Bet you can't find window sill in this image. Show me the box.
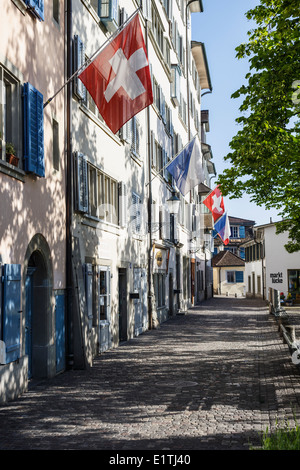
[81,215,120,235]
[0,159,25,182]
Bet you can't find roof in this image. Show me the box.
[211,250,245,267]
[191,41,212,91]
[229,216,255,226]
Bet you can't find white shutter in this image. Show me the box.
[118,181,127,227]
[76,152,88,213]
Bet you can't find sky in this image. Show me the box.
[191,0,281,226]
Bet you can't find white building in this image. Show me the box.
[70,0,216,366]
[243,222,300,303]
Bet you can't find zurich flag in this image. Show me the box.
[166,137,204,196]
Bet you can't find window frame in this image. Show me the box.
[0,64,22,166]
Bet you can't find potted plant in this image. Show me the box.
[5,142,19,167]
[280,292,285,305]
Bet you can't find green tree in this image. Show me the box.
[217,0,300,252]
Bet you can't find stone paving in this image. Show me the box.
[1,295,300,451]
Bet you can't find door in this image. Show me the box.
[169,272,174,316]
[133,268,142,336]
[98,266,111,352]
[191,259,195,304]
[118,268,127,342]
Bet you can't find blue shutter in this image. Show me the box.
[235,271,244,283]
[2,264,21,363]
[25,0,44,21]
[23,82,45,177]
[55,294,65,373]
[239,226,245,238]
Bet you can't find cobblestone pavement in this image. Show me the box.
[1,295,300,451]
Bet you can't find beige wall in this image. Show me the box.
[0,0,66,289]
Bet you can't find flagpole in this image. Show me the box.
[43,6,142,108]
[145,134,198,187]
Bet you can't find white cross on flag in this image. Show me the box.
[78,12,153,134]
[202,185,225,222]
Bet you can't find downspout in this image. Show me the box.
[145,17,153,330]
[66,0,74,368]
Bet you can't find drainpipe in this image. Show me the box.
[66,0,74,369]
[145,17,153,330]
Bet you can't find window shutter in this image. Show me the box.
[25,0,44,21]
[118,181,127,227]
[84,263,93,329]
[235,271,244,283]
[23,82,45,177]
[132,193,141,234]
[131,117,140,156]
[239,226,245,238]
[73,35,86,100]
[151,131,157,169]
[2,264,21,363]
[75,153,88,213]
[142,0,151,22]
[160,205,170,240]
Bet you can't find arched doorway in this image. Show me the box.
[24,235,55,379]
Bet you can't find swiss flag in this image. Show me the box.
[202,186,225,222]
[78,13,153,134]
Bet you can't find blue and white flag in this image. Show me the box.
[166,137,204,196]
[214,211,230,245]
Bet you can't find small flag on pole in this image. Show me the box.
[202,185,225,221]
[78,12,153,134]
[166,136,204,196]
[214,212,230,245]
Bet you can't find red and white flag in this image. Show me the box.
[202,185,225,222]
[78,12,153,134]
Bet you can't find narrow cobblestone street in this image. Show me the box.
[1,295,300,452]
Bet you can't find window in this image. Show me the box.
[52,119,59,171]
[98,171,118,224]
[152,6,164,54]
[226,271,244,283]
[99,0,119,31]
[0,65,25,169]
[99,266,111,321]
[53,0,59,23]
[231,226,239,238]
[153,273,166,308]
[75,153,119,225]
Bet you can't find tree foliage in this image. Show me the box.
[217,0,300,252]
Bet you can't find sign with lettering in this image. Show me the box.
[270,272,283,283]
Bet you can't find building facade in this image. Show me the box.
[0,0,216,401]
[69,0,216,366]
[212,250,245,297]
[243,222,300,303]
[213,216,255,260]
[0,0,66,401]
